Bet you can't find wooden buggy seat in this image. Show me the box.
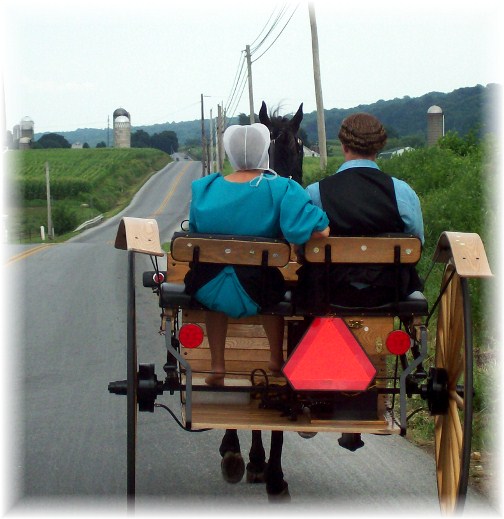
[296,234,428,317]
[160,232,295,315]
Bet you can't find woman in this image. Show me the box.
[184,123,329,385]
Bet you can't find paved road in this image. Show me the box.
[3,156,498,516]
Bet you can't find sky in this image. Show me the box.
[1,0,503,135]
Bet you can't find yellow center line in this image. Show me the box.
[4,243,55,266]
[149,163,191,218]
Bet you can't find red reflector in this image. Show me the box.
[153,272,165,283]
[283,317,376,391]
[386,330,411,355]
[179,324,204,348]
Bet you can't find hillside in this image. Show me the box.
[34,83,500,148]
[6,147,172,237]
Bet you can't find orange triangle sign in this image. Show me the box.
[283,317,376,391]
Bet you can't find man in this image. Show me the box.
[297,112,425,452]
[297,112,424,308]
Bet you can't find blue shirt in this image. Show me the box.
[189,172,329,317]
[305,160,424,243]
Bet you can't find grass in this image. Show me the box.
[5,147,172,241]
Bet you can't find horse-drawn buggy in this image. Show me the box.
[108,104,492,513]
[109,215,491,513]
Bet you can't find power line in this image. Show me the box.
[252,4,299,63]
[227,71,249,120]
[249,7,278,48]
[250,5,288,55]
[224,5,287,117]
[224,4,299,120]
[225,51,247,112]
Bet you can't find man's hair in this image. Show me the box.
[338,113,387,156]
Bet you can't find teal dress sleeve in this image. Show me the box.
[188,173,220,233]
[277,179,329,244]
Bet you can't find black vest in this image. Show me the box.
[296,167,422,309]
[319,167,404,235]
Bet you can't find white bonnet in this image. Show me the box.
[223,123,270,171]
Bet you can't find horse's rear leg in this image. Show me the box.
[246,430,266,483]
[219,429,245,484]
[265,431,290,500]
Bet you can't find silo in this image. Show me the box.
[17,117,34,149]
[113,108,131,148]
[20,116,34,139]
[427,105,444,146]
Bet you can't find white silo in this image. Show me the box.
[427,105,444,146]
[20,116,34,139]
[113,108,131,148]
[17,117,34,149]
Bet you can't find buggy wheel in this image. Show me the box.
[127,252,138,500]
[434,263,473,514]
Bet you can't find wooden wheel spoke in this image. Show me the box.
[434,265,472,515]
[448,399,463,461]
[449,389,464,410]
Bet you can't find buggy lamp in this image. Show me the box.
[385,330,411,355]
[179,323,204,348]
[153,272,165,284]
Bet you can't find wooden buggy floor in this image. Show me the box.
[183,400,400,434]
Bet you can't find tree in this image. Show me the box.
[96,141,107,148]
[150,130,178,154]
[238,113,258,125]
[131,129,151,148]
[298,127,310,148]
[37,133,71,149]
[83,142,90,148]
[438,129,480,157]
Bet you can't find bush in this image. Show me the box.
[52,203,79,234]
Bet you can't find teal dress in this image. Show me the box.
[185,172,329,318]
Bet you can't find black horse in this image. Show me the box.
[259,101,304,184]
[217,102,305,500]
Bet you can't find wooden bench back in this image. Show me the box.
[171,233,291,268]
[303,236,422,264]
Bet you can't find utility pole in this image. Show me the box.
[200,93,207,176]
[217,104,224,171]
[245,45,255,124]
[308,3,327,170]
[45,161,54,239]
[209,108,214,173]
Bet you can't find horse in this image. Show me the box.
[259,101,304,184]
[217,102,305,500]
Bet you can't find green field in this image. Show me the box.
[5,147,171,239]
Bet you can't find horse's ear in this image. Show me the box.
[259,101,271,128]
[290,103,303,132]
